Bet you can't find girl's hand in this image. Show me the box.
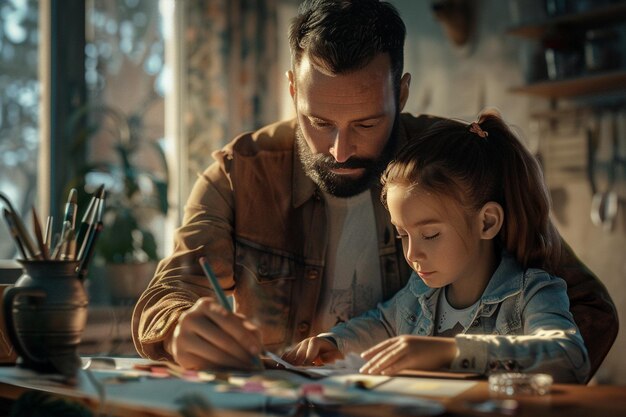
[281,337,344,366]
[359,335,458,375]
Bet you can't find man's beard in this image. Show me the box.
[296,114,400,198]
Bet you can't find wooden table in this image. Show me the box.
[331,382,626,417]
[447,382,626,417]
[0,364,625,417]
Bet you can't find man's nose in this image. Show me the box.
[329,129,356,163]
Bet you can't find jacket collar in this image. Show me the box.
[479,250,525,304]
[291,115,411,208]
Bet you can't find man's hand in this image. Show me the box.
[281,337,343,366]
[165,297,264,370]
[359,335,458,375]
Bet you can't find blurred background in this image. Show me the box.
[0,0,625,383]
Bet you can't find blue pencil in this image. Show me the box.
[198,257,231,311]
[198,256,264,370]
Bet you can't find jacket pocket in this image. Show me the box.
[234,241,295,347]
[491,299,523,335]
[396,304,422,335]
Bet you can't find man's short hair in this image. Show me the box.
[289,0,406,93]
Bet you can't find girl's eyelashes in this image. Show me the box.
[395,231,440,240]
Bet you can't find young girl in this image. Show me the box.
[283,110,590,383]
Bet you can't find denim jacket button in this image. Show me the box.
[297,321,310,334]
[461,359,470,369]
[307,270,319,280]
[258,263,269,277]
[471,319,480,327]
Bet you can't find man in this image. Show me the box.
[132,0,617,377]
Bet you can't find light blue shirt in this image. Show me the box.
[322,250,590,383]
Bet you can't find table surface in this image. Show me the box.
[0,360,625,417]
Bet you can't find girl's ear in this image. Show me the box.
[478,201,504,240]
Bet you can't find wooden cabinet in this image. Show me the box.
[508,2,626,98]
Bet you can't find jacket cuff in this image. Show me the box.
[317,332,346,352]
[140,335,175,363]
[134,300,193,362]
[316,334,339,348]
[451,334,488,374]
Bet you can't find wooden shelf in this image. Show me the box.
[507,3,626,39]
[510,70,626,98]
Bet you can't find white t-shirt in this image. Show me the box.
[435,287,478,337]
[313,190,383,334]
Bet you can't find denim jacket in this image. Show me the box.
[324,251,590,383]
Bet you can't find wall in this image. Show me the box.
[389,0,626,383]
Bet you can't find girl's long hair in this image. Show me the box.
[381,110,561,272]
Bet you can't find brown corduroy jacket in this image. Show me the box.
[132,114,618,379]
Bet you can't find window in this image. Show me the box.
[0,0,40,259]
[0,0,169,264]
[80,0,168,265]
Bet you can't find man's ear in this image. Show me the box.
[399,72,411,112]
[478,201,503,240]
[287,70,296,100]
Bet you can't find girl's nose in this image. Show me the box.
[405,238,425,263]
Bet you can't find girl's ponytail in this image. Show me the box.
[478,112,561,271]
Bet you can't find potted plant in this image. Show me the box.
[65,102,168,304]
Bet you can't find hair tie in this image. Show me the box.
[469,122,488,138]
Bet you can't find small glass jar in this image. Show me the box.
[489,373,553,396]
[543,33,584,80]
[585,28,621,73]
